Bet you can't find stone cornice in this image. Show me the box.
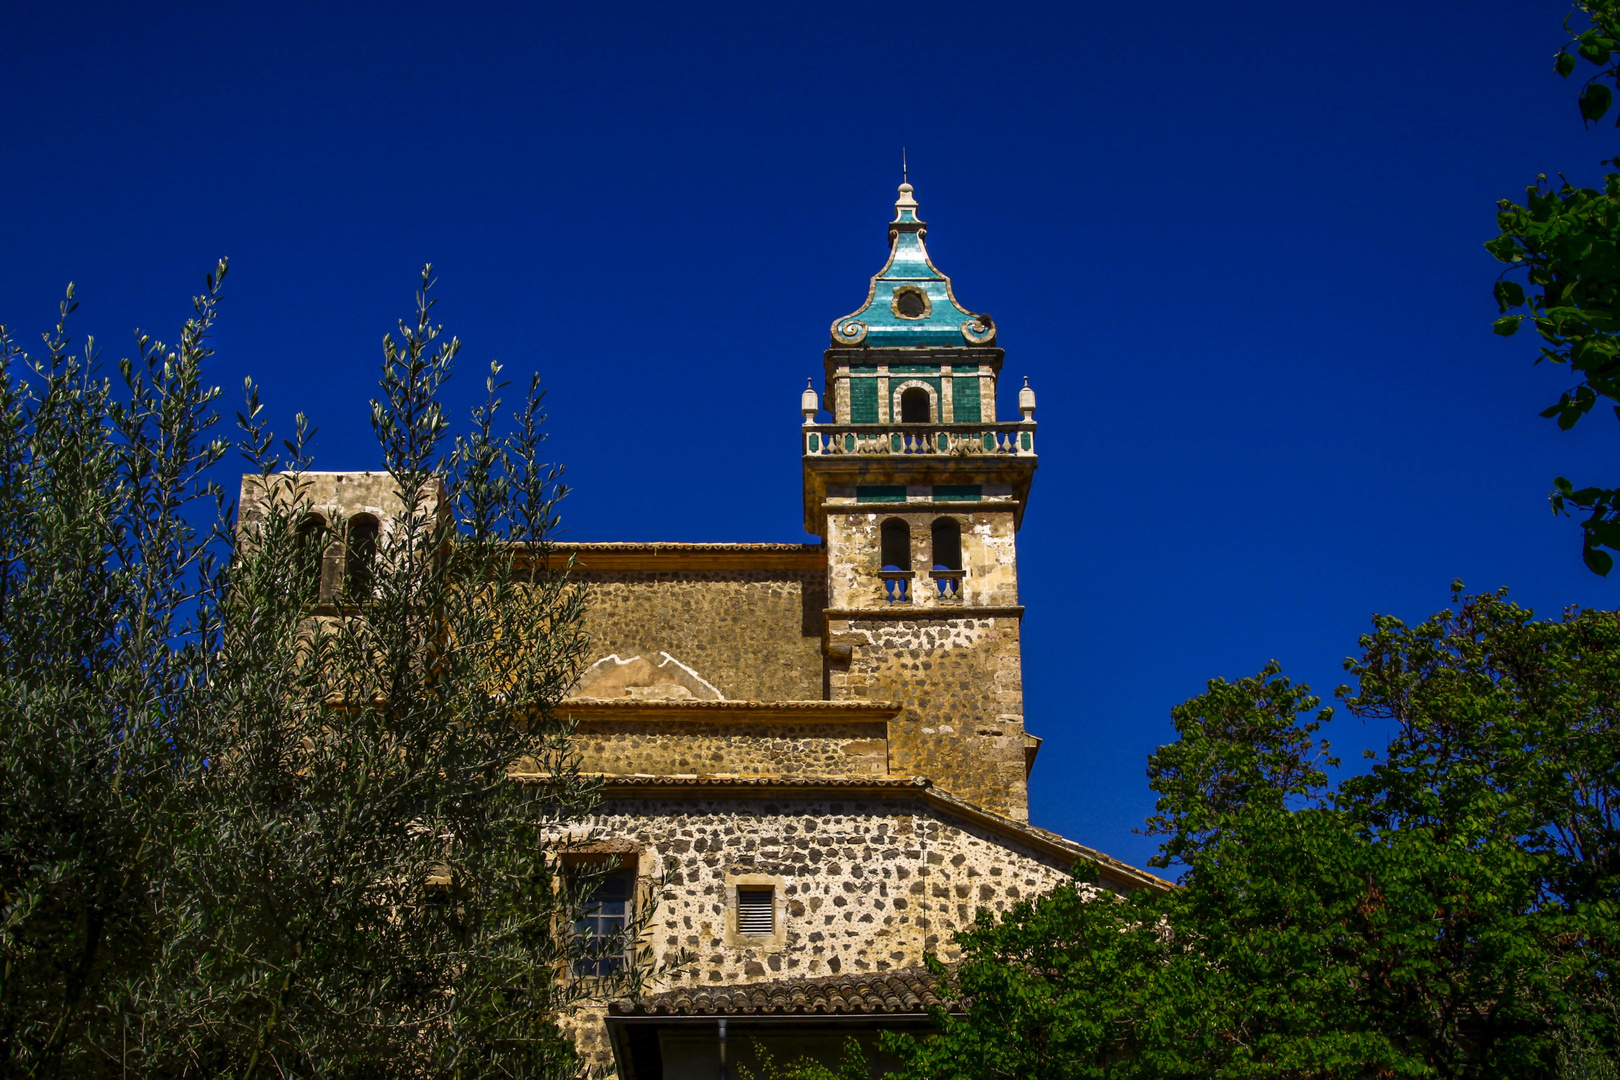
[918,785,1173,894]
[824,605,1025,621]
[557,699,902,723]
[532,542,825,573]
[801,454,1036,535]
[822,500,1019,515]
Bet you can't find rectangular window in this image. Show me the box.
[737,886,774,935]
[856,485,907,503]
[933,485,981,502]
[951,377,981,423]
[574,869,633,976]
[849,378,879,423]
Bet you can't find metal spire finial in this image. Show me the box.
[902,147,908,184]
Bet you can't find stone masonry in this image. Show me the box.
[555,786,1148,1072]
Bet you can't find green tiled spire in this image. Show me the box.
[830,184,995,349]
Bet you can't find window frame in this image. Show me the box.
[568,859,637,978]
[725,873,787,948]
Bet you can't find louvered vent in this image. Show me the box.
[737,887,774,935]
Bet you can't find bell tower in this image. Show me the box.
[803,182,1040,821]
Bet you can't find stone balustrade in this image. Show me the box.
[877,569,913,603]
[929,569,964,600]
[803,422,1035,457]
[874,569,967,604]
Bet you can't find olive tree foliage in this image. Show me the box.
[0,264,628,1078]
[0,271,230,1076]
[1489,0,1620,573]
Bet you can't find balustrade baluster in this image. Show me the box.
[929,569,964,600]
[879,570,913,603]
[802,423,1032,459]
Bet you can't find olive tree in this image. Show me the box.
[1,264,634,1078]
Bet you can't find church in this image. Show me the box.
[261,182,1167,1079]
[547,182,1167,1078]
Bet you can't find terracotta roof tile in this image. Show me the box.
[599,775,930,790]
[609,969,953,1017]
[555,542,823,553]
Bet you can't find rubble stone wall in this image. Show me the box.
[571,720,888,777]
[827,614,1028,820]
[562,793,1083,1073]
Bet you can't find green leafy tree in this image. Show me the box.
[1,266,637,1077]
[878,587,1619,1080]
[1489,1,1620,573]
[0,271,230,1076]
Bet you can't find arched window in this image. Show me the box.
[899,387,931,424]
[931,518,964,599]
[346,514,379,601]
[296,513,329,603]
[879,519,912,602]
[881,519,911,570]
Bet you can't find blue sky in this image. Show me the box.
[4,0,1617,871]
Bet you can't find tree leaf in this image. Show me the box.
[1581,82,1612,123]
[1494,316,1522,336]
[1557,49,1578,76]
[1583,543,1614,575]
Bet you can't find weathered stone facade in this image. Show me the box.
[602,791,1109,980]
[236,469,444,545]
[566,548,826,703]
[557,785,1150,1073]
[822,507,1020,611]
[565,702,895,779]
[828,614,1029,820]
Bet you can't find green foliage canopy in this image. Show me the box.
[873,588,1619,1080]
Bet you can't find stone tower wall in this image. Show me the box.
[823,508,1019,610]
[236,470,444,547]
[827,615,1029,820]
[820,508,1028,819]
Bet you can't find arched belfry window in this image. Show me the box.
[899,387,931,424]
[879,519,912,603]
[931,518,964,600]
[346,514,379,601]
[296,513,329,604]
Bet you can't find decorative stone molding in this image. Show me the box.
[889,284,932,321]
